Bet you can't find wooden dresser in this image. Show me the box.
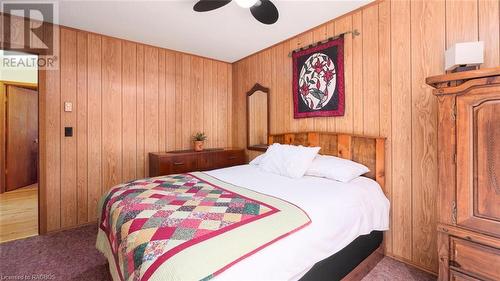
[149,148,246,177]
[427,68,500,281]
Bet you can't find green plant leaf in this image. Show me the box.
[192,132,207,141]
[309,88,324,101]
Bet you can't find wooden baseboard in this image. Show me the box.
[45,221,98,235]
[341,246,384,281]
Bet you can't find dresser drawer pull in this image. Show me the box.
[173,162,185,166]
[228,156,237,160]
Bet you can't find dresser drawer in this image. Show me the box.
[197,154,216,171]
[450,237,500,280]
[215,150,245,168]
[149,149,245,176]
[160,155,198,175]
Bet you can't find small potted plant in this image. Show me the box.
[192,132,207,152]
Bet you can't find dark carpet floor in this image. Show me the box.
[0,224,435,281]
[362,257,435,281]
[0,224,110,281]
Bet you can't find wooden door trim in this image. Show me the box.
[4,86,10,192]
[0,82,5,193]
[0,80,37,90]
[38,66,46,234]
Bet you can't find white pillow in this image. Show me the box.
[305,154,369,182]
[249,154,265,165]
[259,143,320,178]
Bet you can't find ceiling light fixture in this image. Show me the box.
[193,0,278,25]
[235,0,259,8]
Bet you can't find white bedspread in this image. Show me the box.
[205,164,390,281]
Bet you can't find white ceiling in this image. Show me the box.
[53,0,371,62]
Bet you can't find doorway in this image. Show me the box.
[0,50,39,243]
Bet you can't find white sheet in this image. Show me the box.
[205,164,390,281]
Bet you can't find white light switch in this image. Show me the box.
[64,101,73,112]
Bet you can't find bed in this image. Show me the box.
[96,132,390,281]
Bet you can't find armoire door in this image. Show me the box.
[456,87,500,237]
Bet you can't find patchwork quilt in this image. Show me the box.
[97,172,311,281]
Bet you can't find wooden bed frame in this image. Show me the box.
[268,132,385,186]
[268,132,386,280]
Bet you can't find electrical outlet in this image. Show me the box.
[65,127,73,137]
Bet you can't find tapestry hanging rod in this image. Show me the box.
[287,29,360,57]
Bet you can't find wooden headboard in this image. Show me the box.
[268,132,385,187]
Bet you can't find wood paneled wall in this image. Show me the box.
[0,16,233,232]
[46,27,232,232]
[232,0,500,273]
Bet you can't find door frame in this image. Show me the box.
[0,81,38,194]
[0,47,40,237]
[2,12,46,234]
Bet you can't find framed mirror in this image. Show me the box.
[247,83,269,151]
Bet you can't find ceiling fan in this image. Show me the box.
[193,0,279,25]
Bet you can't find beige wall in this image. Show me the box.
[0,50,38,84]
[232,0,499,273]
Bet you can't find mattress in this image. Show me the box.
[205,164,390,281]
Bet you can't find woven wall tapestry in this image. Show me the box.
[292,35,344,118]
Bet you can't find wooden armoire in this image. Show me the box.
[427,68,500,281]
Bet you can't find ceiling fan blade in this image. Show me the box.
[250,0,279,25]
[193,0,232,12]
